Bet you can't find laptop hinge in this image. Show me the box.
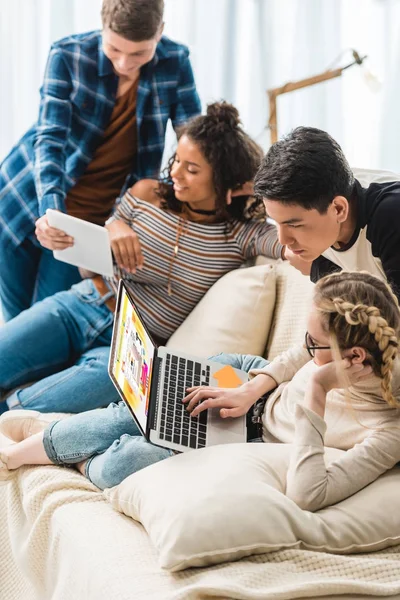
[147,354,162,437]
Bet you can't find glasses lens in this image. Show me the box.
[305,332,315,357]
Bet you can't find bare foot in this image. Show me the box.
[0,443,19,481]
[0,431,51,470]
[75,460,88,476]
[1,446,20,471]
[0,438,16,469]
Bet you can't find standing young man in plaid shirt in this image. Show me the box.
[0,0,201,322]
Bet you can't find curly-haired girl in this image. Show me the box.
[1,271,400,504]
[0,102,282,415]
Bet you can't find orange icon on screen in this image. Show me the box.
[213,365,242,388]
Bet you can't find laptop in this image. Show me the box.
[108,280,248,453]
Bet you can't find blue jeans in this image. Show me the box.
[0,237,81,321]
[0,279,120,413]
[210,353,269,372]
[41,352,269,489]
[43,402,174,490]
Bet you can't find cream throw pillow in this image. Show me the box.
[166,264,276,357]
[265,261,314,359]
[105,442,400,572]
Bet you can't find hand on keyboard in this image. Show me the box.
[160,354,210,449]
[183,385,257,419]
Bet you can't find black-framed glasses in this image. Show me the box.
[304,331,331,358]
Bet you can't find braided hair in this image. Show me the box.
[314,271,400,407]
[158,101,265,222]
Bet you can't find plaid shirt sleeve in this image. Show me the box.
[170,49,201,129]
[33,47,74,216]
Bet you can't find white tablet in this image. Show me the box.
[46,209,114,277]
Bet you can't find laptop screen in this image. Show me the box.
[110,284,156,434]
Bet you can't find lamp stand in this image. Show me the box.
[267,52,366,144]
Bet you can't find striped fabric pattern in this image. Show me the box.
[0,31,201,247]
[106,193,282,341]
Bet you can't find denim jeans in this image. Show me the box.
[43,401,173,490]
[41,352,269,489]
[0,278,120,413]
[0,237,81,322]
[209,353,269,372]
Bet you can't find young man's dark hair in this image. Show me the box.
[101,0,164,41]
[254,127,355,213]
[254,126,400,301]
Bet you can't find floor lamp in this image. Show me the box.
[267,50,367,145]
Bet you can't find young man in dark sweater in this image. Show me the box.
[254,126,400,299]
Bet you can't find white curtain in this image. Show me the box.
[0,0,102,160]
[1,0,399,171]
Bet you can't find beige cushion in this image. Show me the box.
[264,260,314,359]
[105,442,400,572]
[166,264,276,357]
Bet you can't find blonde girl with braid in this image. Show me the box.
[1,270,400,511]
[182,270,400,511]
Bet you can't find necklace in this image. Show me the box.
[166,204,219,296]
[167,215,189,296]
[183,202,217,216]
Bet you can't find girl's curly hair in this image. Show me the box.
[158,101,265,222]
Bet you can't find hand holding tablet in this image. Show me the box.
[46,209,114,277]
[35,213,74,250]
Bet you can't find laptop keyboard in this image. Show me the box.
[159,353,210,449]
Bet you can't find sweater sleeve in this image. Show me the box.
[235,220,283,260]
[286,404,400,512]
[249,344,311,384]
[367,189,400,301]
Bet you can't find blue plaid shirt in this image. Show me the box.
[0,31,201,247]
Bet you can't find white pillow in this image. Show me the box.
[105,442,400,572]
[264,260,314,360]
[352,167,400,186]
[166,264,276,357]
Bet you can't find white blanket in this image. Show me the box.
[1,463,400,600]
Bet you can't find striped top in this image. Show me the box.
[106,193,282,341]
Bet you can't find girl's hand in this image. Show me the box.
[106,219,144,273]
[183,385,257,419]
[304,358,373,418]
[226,181,254,204]
[312,358,373,394]
[35,214,74,250]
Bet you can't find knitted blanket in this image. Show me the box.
[1,462,400,600]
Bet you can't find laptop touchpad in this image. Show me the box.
[207,408,246,444]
